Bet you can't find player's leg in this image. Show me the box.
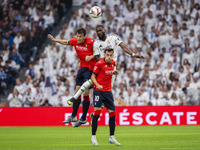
[63,85,81,124]
[91,90,103,146]
[74,68,92,127]
[73,89,90,127]
[104,91,121,146]
[63,68,83,124]
[91,107,101,146]
[67,79,93,105]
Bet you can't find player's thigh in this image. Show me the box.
[103,91,115,111]
[75,85,81,94]
[93,90,104,107]
[76,68,85,86]
[83,68,93,85]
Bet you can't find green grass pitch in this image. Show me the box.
[0,126,200,150]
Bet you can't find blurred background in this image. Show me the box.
[0,0,199,107]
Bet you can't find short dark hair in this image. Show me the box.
[76,28,86,36]
[96,24,105,29]
[104,48,114,53]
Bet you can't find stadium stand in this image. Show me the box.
[1,0,200,107]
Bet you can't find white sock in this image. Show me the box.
[110,135,115,139]
[74,79,93,99]
[92,135,96,139]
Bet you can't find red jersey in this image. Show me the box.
[93,58,115,91]
[68,37,96,70]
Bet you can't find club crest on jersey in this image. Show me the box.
[107,40,110,44]
[85,44,88,47]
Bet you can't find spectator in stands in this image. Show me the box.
[169,93,181,106]
[29,31,38,61]
[25,63,37,82]
[18,35,30,65]
[7,88,23,107]
[23,87,34,107]
[181,87,200,105]
[9,48,20,67]
[0,65,7,95]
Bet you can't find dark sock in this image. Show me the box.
[92,115,99,135]
[81,100,90,120]
[109,116,116,136]
[71,99,81,118]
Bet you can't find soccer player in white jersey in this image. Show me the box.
[66,25,144,124]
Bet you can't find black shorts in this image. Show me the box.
[93,89,115,111]
[76,67,92,86]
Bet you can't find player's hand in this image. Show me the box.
[48,34,55,42]
[113,70,119,75]
[97,85,103,90]
[134,55,145,59]
[85,55,93,61]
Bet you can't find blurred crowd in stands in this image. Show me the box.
[0,0,71,96]
[5,0,200,107]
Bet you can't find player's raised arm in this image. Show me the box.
[119,42,145,59]
[48,34,69,45]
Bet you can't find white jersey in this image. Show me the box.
[93,34,122,61]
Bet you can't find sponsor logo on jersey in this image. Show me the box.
[75,45,88,51]
[105,70,113,75]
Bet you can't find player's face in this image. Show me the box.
[96,27,106,40]
[104,51,114,63]
[76,33,86,43]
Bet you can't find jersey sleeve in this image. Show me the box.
[93,61,101,75]
[68,37,76,46]
[114,35,122,46]
[93,41,100,56]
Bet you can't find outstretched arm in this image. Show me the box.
[48,34,69,45]
[119,42,145,59]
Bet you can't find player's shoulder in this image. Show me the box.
[107,34,120,39]
[86,37,95,43]
[97,58,104,64]
[94,39,101,45]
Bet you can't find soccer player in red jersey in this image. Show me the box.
[90,48,121,146]
[48,28,96,127]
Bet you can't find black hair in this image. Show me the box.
[76,28,86,36]
[96,24,105,29]
[104,48,114,53]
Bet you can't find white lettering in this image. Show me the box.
[105,113,109,125]
[187,112,197,125]
[173,112,184,125]
[132,112,143,125]
[76,45,88,51]
[119,109,130,125]
[146,112,157,125]
[160,112,172,125]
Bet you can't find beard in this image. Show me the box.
[98,33,106,40]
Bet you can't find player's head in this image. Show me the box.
[104,48,114,63]
[75,28,86,43]
[96,25,106,40]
